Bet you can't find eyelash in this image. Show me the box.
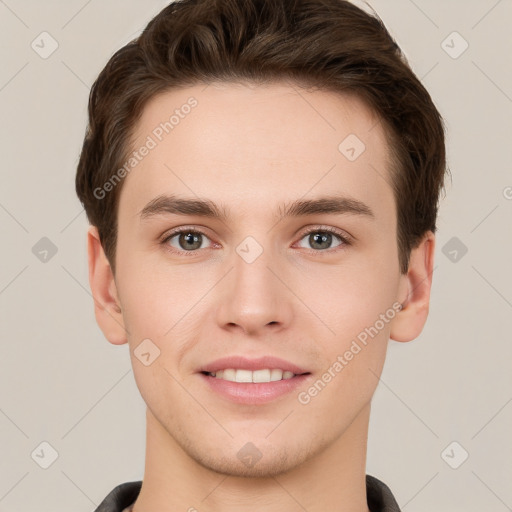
[160,225,352,257]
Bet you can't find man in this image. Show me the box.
[75,0,447,510]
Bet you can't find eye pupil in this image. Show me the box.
[180,232,202,250]
[310,232,332,250]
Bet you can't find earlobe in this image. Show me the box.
[87,226,127,345]
[390,231,436,343]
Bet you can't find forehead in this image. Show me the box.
[120,81,395,222]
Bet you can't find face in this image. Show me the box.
[102,81,417,477]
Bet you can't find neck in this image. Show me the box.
[132,404,372,512]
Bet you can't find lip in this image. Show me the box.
[199,372,312,405]
[198,355,309,375]
[197,355,312,405]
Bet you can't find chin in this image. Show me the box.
[193,446,303,478]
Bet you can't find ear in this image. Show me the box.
[390,231,436,343]
[87,226,127,345]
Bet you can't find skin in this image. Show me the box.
[88,81,435,512]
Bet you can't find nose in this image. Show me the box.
[216,244,293,336]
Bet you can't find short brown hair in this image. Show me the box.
[75,0,448,275]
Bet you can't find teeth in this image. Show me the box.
[235,369,252,383]
[209,369,296,383]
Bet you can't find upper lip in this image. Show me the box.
[199,356,309,375]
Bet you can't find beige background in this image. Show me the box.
[0,1,511,511]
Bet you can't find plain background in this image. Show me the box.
[0,1,511,511]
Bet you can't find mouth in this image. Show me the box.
[200,368,309,383]
[197,356,312,404]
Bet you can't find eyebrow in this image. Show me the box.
[138,194,375,222]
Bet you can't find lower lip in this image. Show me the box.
[199,373,311,405]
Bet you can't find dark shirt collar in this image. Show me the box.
[94,474,401,512]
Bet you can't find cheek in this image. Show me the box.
[120,276,174,337]
[116,259,211,381]
[300,253,399,335]
[297,250,399,398]
[115,245,194,336]
[299,283,393,418]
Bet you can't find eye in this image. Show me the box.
[162,228,213,254]
[295,226,351,252]
[160,225,352,256]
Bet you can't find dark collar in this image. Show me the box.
[94,474,401,512]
